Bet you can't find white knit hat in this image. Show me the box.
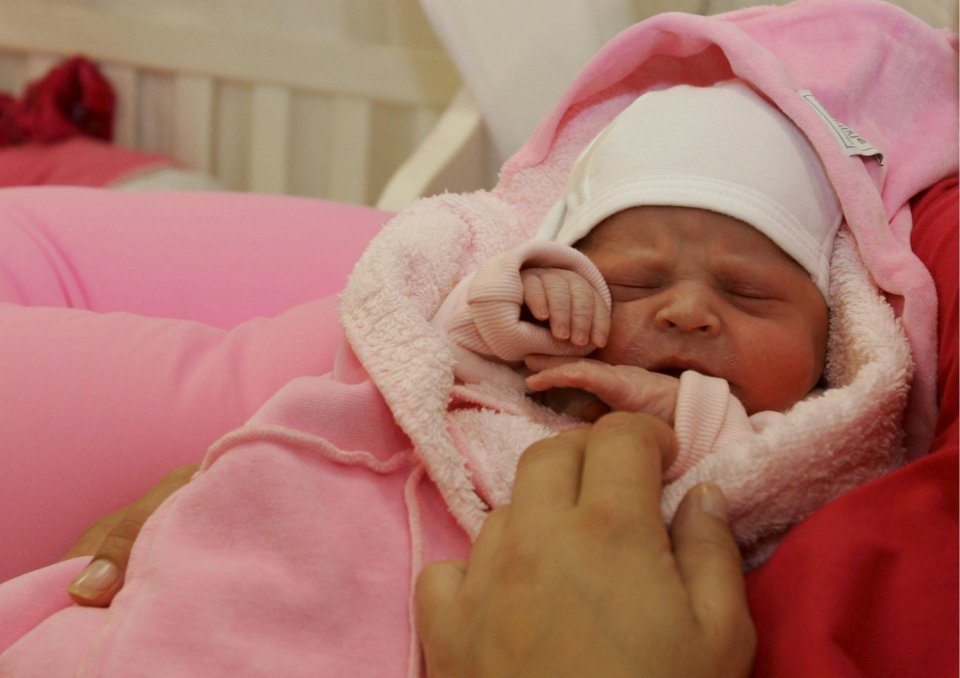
[535,80,843,298]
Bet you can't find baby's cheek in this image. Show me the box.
[741,335,823,412]
[591,312,651,367]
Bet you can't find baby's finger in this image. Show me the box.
[528,362,649,416]
[526,359,616,394]
[540,271,573,340]
[591,293,610,348]
[524,354,601,374]
[521,271,549,321]
[568,278,598,347]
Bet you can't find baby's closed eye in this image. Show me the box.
[718,274,788,302]
[605,274,665,301]
[607,284,660,302]
[724,284,777,300]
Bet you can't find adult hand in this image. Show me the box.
[415,412,755,677]
[63,463,198,607]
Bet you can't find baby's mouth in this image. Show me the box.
[653,366,685,378]
[649,358,714,379]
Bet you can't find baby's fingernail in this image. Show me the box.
[554,323,569,339]
[573,329,588,346]
[593,330,607,347]
[69,559,121,601]
[697,483,729,522]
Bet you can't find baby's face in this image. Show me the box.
[577,206,828,414]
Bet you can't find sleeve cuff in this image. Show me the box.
[666,371,749,481]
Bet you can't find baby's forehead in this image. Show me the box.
[577,206,782,255]
[573,205,817,287]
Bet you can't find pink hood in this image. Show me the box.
[341,0,957,541]
[498,0,957,457]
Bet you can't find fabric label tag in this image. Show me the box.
[800,90,884,164]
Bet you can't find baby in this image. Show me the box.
[438,81,842,477]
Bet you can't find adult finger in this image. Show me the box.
[671,483,755,667]
[414,558,467,675]
[578,413,676,524]
[415,559,466,626]
[416,507,509,640]
[509,428,587,516]
[69,464,198,607]
[60,504,129,561]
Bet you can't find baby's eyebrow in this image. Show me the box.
[710,260,796,292]
[713,249,802,276]
[713,259,767,277]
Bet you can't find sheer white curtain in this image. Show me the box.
[419,0,638,163]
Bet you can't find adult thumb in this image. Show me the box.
[671,483,755,667]
[69,464,197,607]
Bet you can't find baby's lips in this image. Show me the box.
[647,356,714,379]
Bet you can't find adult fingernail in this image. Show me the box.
[69,559,121,600]
[698,483,729,522]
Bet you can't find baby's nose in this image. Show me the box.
[653,285,721,336]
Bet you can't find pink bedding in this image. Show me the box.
[0,56,178,188]
[0,137,173,188]
[0,187,391,581]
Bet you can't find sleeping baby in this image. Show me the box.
[436,80,842,479]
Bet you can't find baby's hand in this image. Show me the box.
[525,355,679,424]
[520,267,610,348]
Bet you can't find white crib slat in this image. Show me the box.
[0,0,459,107]
[376,88,490,212]
[173,74,215,173]
[101,63,138,148]
[414,105,439,140]
[249,84,291,194]
[328,95,372,204]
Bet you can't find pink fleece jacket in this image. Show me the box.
[0,2,954,676]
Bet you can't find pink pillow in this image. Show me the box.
[0,187,392,581]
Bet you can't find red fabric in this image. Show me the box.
[746,177,959,677]
[0,137,174,188]
[0,56,114,146]
[0,57,173,188]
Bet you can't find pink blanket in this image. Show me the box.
[0,1,956,676]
